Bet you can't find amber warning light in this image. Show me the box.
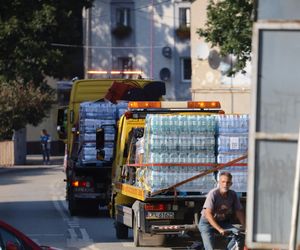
[87,70,143,75]
[128,101,161,109]
[187,101,221,109]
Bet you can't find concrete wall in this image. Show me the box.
[190,0,251,114]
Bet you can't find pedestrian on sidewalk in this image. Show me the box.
[40,129,51,165]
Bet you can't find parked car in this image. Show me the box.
[0,220,60,250]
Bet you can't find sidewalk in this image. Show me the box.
[0,155,64,172]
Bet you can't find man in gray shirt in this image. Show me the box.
[198,171,245,250]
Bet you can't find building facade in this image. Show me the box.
[26,0,193,155]
[83,0,192,100]
[190,0,251,114]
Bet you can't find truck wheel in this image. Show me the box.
[115,221,128,239]
[68,195,79,216]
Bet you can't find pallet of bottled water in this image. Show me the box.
[145,114,216,135]
[78,101,119,164]
[216,114,249,134]
[136,114,218,193]
[216,114,249,193]
[79,101,117,120]
[116,101,129,119]
[79,142,114,163]
[217,134,248,153]
[217,153,248,168]
[136,166,216,193]
[79,143,97,162]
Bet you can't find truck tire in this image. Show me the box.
[115,221,128,239]
[68,194,79,216]
[68,199,78,216]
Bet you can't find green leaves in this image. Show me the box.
[0,0,93,139]
[0,81,55,140]
[197,0,253,75]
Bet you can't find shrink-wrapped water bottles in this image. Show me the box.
[215,114,249,192]
[78,101,118,164]
[138,114,217,193]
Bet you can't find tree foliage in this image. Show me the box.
[0,0,93,139]
[197,0,254,75]
[0,82,55,140]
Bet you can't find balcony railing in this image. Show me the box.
[175,26,191,40]
[112,25,132,39]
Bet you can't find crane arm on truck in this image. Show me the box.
[114,154,248,200]
[149,154,248,196]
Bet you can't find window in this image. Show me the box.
[179,8,190,27]
[116,8,130,27]
[0,227,25,250]
[118,57,133,71]
[57,82,72,106]
[181,58,191,81]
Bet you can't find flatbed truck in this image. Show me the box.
[96,101,247,246]
[57,79,165,215]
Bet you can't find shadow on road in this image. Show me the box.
[26,155,64,166]
[0,155,64,186]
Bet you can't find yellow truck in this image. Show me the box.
[96,101,248,246]
[56,78,166,215]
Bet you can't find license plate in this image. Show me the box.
[75,187,93,193]
[146,211,175,220]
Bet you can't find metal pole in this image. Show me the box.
[84,7,91,79]
[289,126,300,250]
[150,0,154,79]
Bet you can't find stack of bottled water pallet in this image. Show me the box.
[78,101,128,164]
[216,114,249,192]
[136,114,217,193]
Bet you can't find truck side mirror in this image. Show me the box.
[57,108,67,140]
[96,128,105,160]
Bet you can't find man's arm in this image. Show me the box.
[204,208,227,236]
[235,209,246,230]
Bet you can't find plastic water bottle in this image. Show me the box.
[171,116,178,134]
[167,135,174,151]
[151,167,157,190]
[189,115,195,134]
[209,116,216,133]
[218,115,223,133]
[229,115,235,133]
[179,116,184,134]
[224,115,229,133]
[241,114,249,132]
[160,116,165,134]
